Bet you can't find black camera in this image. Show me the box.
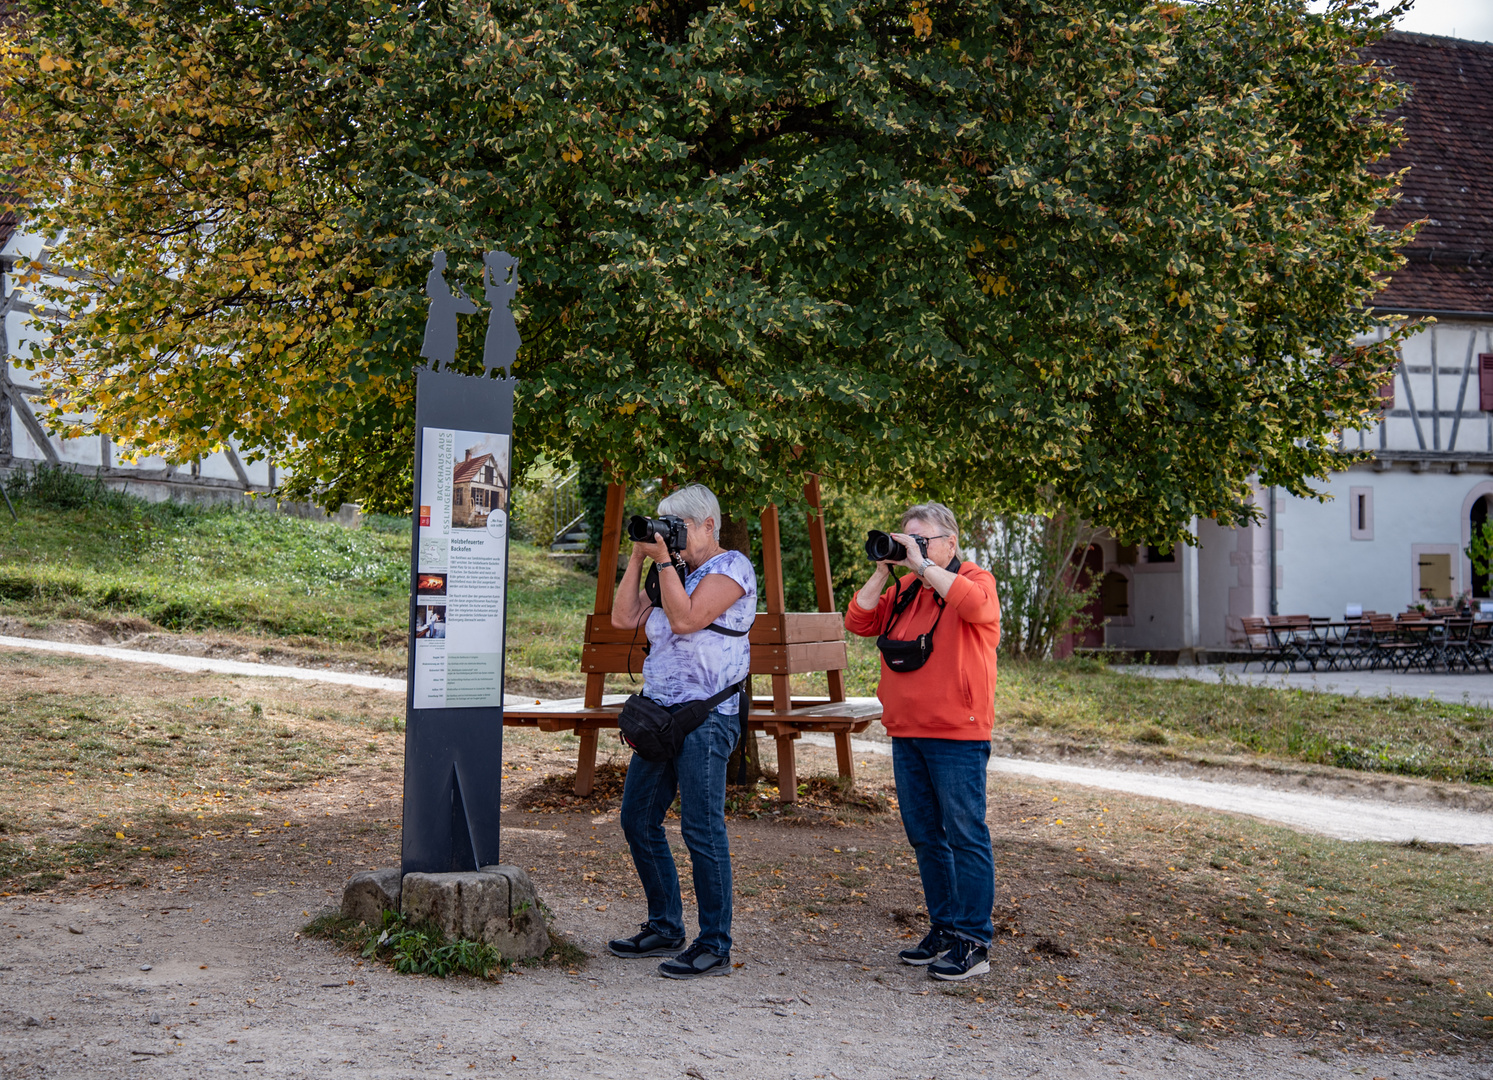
[866,529,928,564]
[628,514,689,553]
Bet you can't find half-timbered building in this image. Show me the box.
[1097,31,1493,656]
[451,448,508,528]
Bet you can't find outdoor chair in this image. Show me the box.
[1237,617,1283,672]
[1270,614,1320,671]
[1393,614,1437,672]
[1471,621,1493,671]
[1368,615,1418,671]
[1440,618,1476,672]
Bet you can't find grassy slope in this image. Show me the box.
[0,498,597,684]
[4,495,1492,785]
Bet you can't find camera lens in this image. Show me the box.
[865,530,907,563]
[627,515,655,543]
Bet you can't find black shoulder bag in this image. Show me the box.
[618,679,749,763]
[875,568,952,674]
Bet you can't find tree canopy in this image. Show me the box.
[3,0,1410,540]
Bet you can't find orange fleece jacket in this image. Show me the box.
[843,562,1001,740]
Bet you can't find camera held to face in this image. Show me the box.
[628,514,690,553]
[865,529,929,564]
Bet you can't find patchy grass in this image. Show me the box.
[0,650,407,892]
[977,660,1493,787]
[981,785,1493,1050]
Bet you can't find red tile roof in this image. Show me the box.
[1367,32,1493,315]
[453,452,502,485]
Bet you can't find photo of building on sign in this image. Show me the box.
[451,439,509,529]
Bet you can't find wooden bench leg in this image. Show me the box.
[834,730,855,785]
[583,672,606,709]
[574,726,599,797]
[775,731,799,803]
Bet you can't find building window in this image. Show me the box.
[453,490,464,506]
[1144,544,1175,564]
[1481,354,1493,411]
[1100,571,1130,618]
[1349,486,1373,541]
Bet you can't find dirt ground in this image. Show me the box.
[2,651,1492,1078]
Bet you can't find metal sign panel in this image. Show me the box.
[401,250,521,876]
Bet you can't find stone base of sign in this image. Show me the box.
[340,867,402,925]
[399,865,548,960]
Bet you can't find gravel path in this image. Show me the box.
[2,881,1485,1079]
[0,636,533,707]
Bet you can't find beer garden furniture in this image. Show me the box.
[502,476,883,803]
[1235,609,1493,673]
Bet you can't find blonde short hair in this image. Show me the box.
[900,501,961,559]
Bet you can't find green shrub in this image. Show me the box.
[361,910,501,978]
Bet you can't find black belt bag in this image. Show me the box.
[876,572,950,674]
[619,680,747,763]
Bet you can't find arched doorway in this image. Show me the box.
[1473,495,1493,598]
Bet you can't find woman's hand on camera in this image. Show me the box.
[888,532,925,572]
[633,533,672,565]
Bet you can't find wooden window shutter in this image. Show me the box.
[1481,354,1493,412]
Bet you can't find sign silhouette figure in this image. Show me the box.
[419,250,479,371]
[481,250,521,378]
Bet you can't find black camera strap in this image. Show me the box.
[875,559,959,674]
[643,561,751,638]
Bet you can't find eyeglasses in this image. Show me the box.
[909,533,951,543]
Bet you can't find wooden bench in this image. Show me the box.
[502,476,882,802]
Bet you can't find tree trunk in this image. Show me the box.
[718,513,750,557]
[719,513,764,787]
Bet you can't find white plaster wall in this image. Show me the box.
[1106,561,1184,651]
[1196,517,1237,649]
[1273,467,1484,617]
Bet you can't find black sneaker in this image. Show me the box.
[928,939,990,981]
[608,923,686,958]
[658,941,731,979]
[898,928,957,966]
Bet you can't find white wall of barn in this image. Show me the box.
[3,225,278,499]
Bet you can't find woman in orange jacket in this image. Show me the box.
[844,501,1001,981]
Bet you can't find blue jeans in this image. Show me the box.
[892,737,995,945]
[619,707,738,956]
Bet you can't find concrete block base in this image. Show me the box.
[340,867,402,926]
[399,865,548,960]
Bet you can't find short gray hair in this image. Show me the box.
[900,501,961,559]
[658,483,721,541]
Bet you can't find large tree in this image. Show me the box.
[3,0,1409,539]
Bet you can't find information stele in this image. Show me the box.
[401,366,516,876]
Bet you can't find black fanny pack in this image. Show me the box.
[876,563,956,674]
[619,680,747,763]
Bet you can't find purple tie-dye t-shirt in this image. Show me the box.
[642,550,756,714]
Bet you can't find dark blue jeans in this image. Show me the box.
[892,737,995,945]
[619,707,738,956]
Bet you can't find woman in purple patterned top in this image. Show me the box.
[605,484,756,979]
